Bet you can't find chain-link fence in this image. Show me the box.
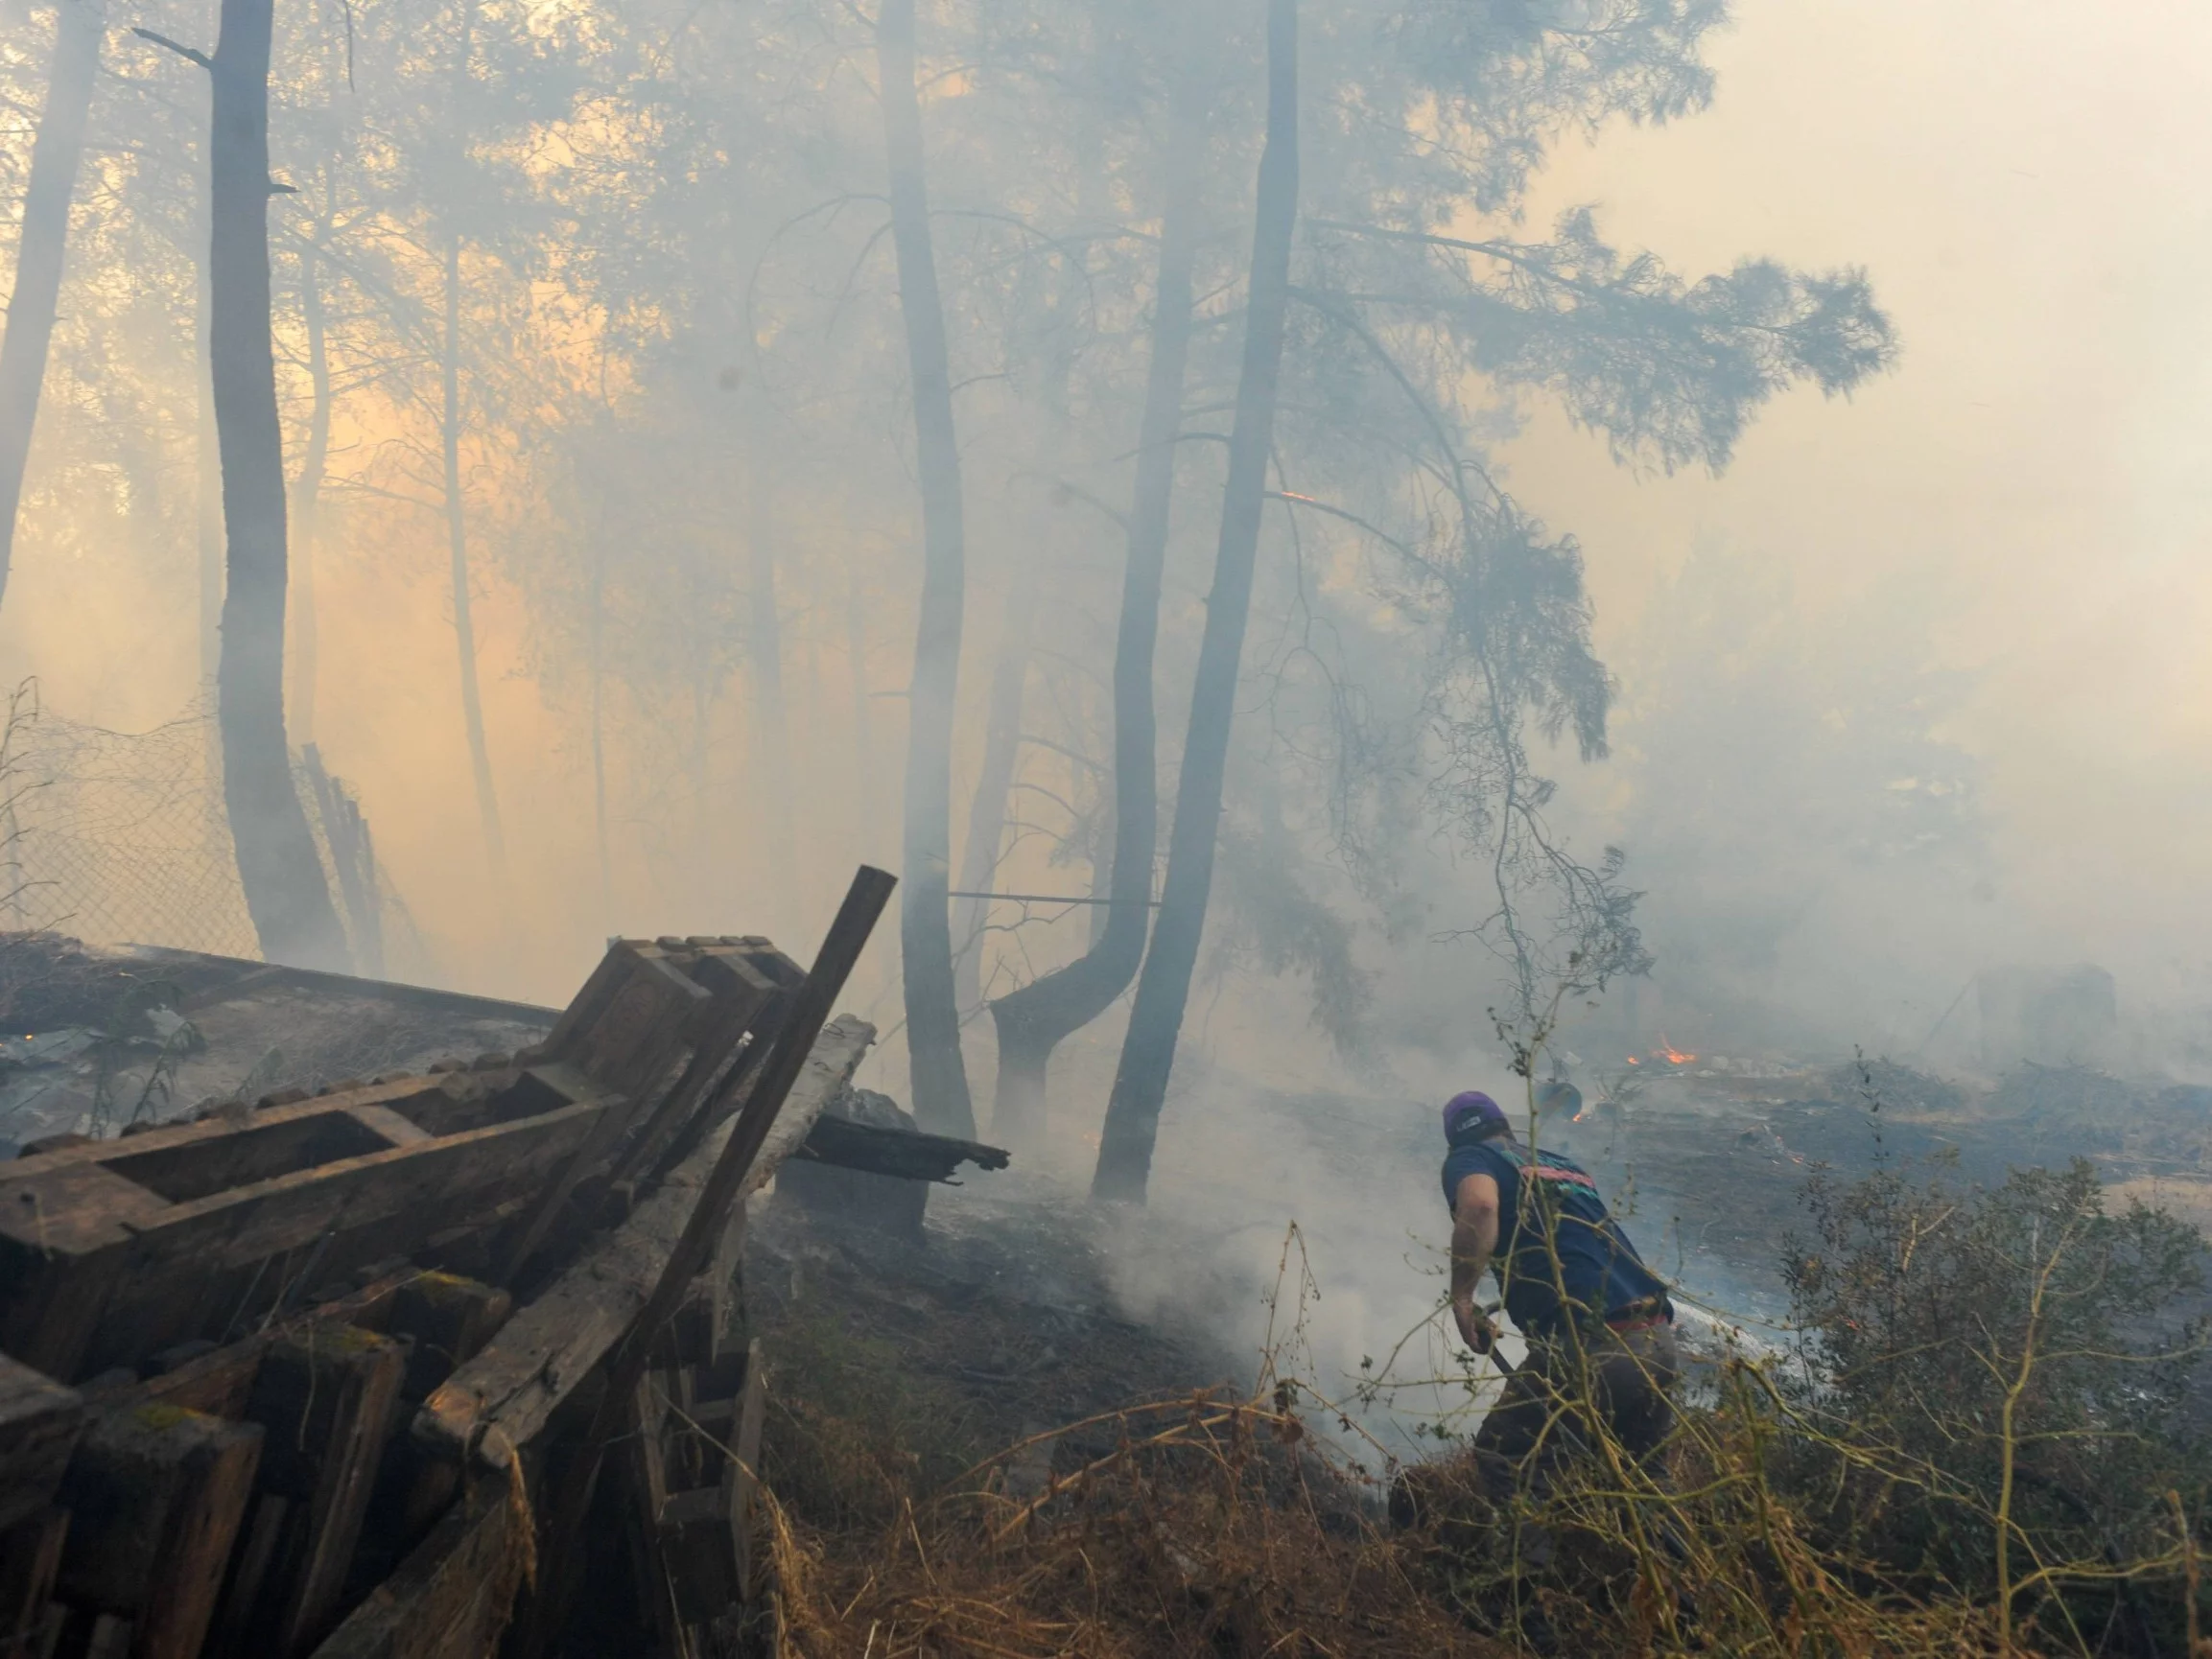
[0,682,426,976]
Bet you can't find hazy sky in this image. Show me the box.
[7,0,2208,1038]
[1494,0,2212,993]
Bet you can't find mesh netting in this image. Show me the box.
[0,686,421,974]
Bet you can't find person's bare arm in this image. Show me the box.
[1449,1170,1501,1352]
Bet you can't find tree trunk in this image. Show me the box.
[847,560,879,851]
[986,72,1207,1148]
[208,0,351,970]
[198,243,224,719]
[588,531,611,927]
[442,229,505,869]
[287,228,331,744]
[0,0,100,610]
[746,430,796,927]
[879,0,974,1135]
[951,563,1038,1016]
[1093,0,1298,1203]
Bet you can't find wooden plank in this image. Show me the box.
[501,946,797,1279]
[533,941,646,1060]
[656,1340,764,1625]
[77,1274,410,1424]
[416,1016,873,1469]
[345,1273,511,1597]
[0,1072,606,1383]
[793,1115,1011,1182]
[341,1106,430,1149]
[0,1508,67,1658]
[616,1373,675,1655]
[303,1479,517,1659]
[489,960,725,1281]
[53,1403,263,1659]
[386,1275,509,1400]
[731,1340,765,1601]
[7,1095,609,1383]
[0,1357,83,1532]
[613,949,798,1186]
[229,1324,408,1656]
[125,1095,608,1274]
[566,953,708,1102]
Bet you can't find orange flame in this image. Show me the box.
[1655,1039,1697,1065]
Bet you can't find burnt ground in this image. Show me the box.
[742,1174,1254,1519]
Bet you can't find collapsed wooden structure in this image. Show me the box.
[0,894,999,1659]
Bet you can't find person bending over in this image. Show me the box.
[1440,1088,1679,1477]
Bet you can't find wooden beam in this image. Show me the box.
[52,1403,264,1659]
[303,1478,519,1659]
[1,1075,609,1381]
[230,1324,408,1656]
[0,1508,67,1659]
[415,1016,874,1470]
[793,1115,1011,1182]
[0,1355,82,1531]
[519,870,894,1658]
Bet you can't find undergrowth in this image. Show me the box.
[751,1159,2212,1658]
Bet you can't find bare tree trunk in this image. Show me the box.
[746,431,796,925]
[0,0,100,610]
[847,559,879,849]
[443,228,505,869]
[986,73,1207,1147]
[951,562,1038,1016]
[1093,0,1298,1202]
[198,269,223,717]
[208,0,350,970]
[879,0,974,1135]
[288,227,331,744]
[588,531,611,928]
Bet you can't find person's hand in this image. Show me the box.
[1452,1297,1496,1355]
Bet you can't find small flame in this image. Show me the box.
[1624,1057,1639,1066]
[1655,1039,1697,1065]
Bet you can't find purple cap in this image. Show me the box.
[1442,1089,1508,1141]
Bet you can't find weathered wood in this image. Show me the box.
[731,1341,765,1601]
[304,1479,517,1659]
[52,1403,264,1659]
[230,1324,407,1655]
[78,1274,411,1424]
[615,949,797,1187]
[0,1356,82,1531]
[793,1115,1010,1182]
[532,943,639,1060]
[563,950,708,1103]
[615,1373,675,1654]
[1,1074,608,1381]
[520,873,894,1659]
[657,1338,765,1625]
[385,1275,508,1401]
[0,1507,67,1659]
[416,1016,874,1470]
[494,945,798,1286]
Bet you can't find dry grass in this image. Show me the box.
[743,1169,2212,1659]
[760,1387,1505,1659]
